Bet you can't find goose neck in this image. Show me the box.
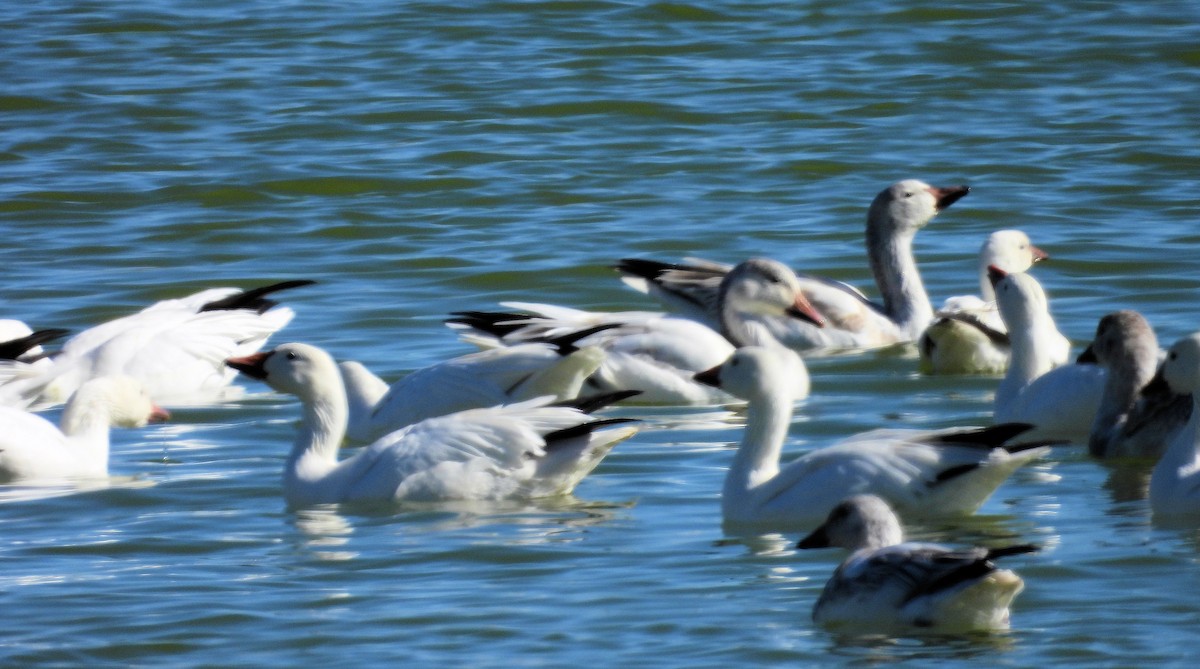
[725,390,793,495]
[59,395,112,467]
[286,382,350,487]
[866,227,931,337]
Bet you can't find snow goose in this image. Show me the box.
[16,280,312,409]
[1147,333,1200,517]
[226,343,640,507]
[0,376,169,483]
[693,346,1051,529]
[617,179,970,352]
[796,494,1037,633]
[448,258,823,405]
[1078,311,1191,459]
[918,230,1050,375]
[992,266,1103,440]
[339,337,607,443]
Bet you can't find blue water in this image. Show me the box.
[3,1,1200,666]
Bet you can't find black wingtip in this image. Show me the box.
[545,323,622,354]
[552,390,642,413]
[199,280,316,314]
[986,544,1040,561]
[445,310,535,338]
[0,328,71,361]
[927,423,1035,448]
[613,257,676,279]
[543,417,640,448]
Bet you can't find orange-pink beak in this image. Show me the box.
[928,184,970,212]
[788,292,826,328]
[226,351,273,380]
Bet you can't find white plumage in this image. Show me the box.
[338,341,606,443]
[10,281,310,409]
[226,343,639,508]
[617,179,971,352]
[992,267,1102,440]
[919,230,1049,375]
[447,258,821,405]
[0,376,169,483]
[694,346,1050,529]
[797,494,1036,633]
[1148,333,1200,517]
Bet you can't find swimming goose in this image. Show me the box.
[617,179,970,351]
[1147,333,1200,517]
[448,258,823,405]
[0,376,169,483]
[226,343,639,507]
[694,346,1051,529]
[918,230,1050,375]
[339,338,607,443]
[797,494,1037,633]
[1079,311,1191,459]
[15,280,312,409]
[992,266,1103,440]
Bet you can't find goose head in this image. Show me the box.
[796,494,904,552]
[982,230,1048,272]
[1078,311,1158,373]
[719,258,825,327]
[990,266,1050,330]
[693,346,796,403]
[227,342,340,400]
[868,179,969,234]
[66,376,170,428]
[1160,333,1200,396]
[979,230,1046,301]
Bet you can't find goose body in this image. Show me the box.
[797,494,1036,633]
[227,343,639,507]
[0,376,168,483]
[16,281,311,409]
[448,258,822,405]
[1081,311,1191,459]
[694,347,1050,529]
[919,230,1050,375]
[339,342,606,443]
[992,267,1103,440]
[618,179,970,352]
[1148,333,1200,516]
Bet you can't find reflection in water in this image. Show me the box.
[1101,459,1153,505]
[292,505,358,562]
[824,628,1018,661]
[289,496,634,561]
[0,474,157,505]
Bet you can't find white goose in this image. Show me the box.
[448,258,824,405]
[1148,333,1200,517]
[0,376,169,483]
[339,339,607,443]
[919,230,1050,375]
[991,266,1104,440]
[617,179,970,351]
[797,494,1037,633]
[694,346,1051,529]
[1080,311,1191,459]
[226,343,639,508]
[14,280,312,409]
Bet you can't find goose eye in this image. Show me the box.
[285,351,298,361]
[1169,352,1178,361]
